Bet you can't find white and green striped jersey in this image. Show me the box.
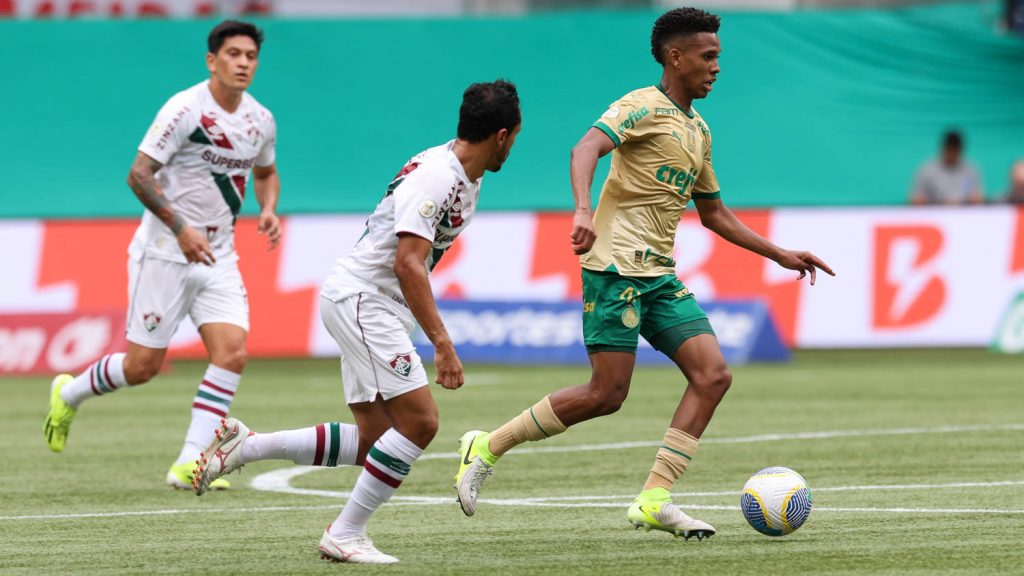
[321,141,480,305]
[130,80,276,264]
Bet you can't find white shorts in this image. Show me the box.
[126,255,249,348]
[319,293,427,404]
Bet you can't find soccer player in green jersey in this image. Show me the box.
[455,7,834,539]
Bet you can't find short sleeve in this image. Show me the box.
[692,120,720,197]
[255,114,276,167]
[592,93,654,148]
[138,96,194,165]
[392,165,457,241]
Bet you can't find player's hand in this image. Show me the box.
[570,209,596,255]
[257,211,282,252]
[433,342,464,390]
[176,225,215,266]
[775,250,835,285]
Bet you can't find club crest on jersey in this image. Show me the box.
[419,200,438,218]
[143,312,162,333]
[388,353,413,377]
[246,124,263,147]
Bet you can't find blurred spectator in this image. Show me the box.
[910,130,984,206]
[1004,160,1024,204]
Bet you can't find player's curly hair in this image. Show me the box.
[208,20,264,54]
[650,7,721,65]
[457,80,521,143]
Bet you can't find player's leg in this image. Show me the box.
[317,293,431,564]
[168,261,249,489]
[455,269,640,516]
[44,256,185,453]
[193,354,381,495]
[627,331,726,539]
[193,414,367,495]
[628,281,729,538]
[322,388,435,562]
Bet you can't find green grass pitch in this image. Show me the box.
[2,349,1022,575]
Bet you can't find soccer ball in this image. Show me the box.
[740,466,812,536]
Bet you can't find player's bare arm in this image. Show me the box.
[394,233,464,390]
[569,128,616,255]
[253,163,282,251]
[127,151,215,265]
[694,196,835,284]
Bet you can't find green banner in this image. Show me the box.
[1,2,1020,217]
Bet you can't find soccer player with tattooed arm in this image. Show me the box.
[43,20,281,492]
[454,7,834,539]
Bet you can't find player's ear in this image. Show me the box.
[206,52,216,73]
[668,47,681,69]
[494,127,509,147]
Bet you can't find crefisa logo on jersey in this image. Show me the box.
[388,353,413,377]
[142,312,162,333]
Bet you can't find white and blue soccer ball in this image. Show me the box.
[740,467,812,536]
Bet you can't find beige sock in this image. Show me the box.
[643,428,699,491]
[488,395,567,457]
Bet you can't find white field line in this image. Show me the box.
[403,423,1024,461]
[4,483,1024,521]
[4,423,1022,522]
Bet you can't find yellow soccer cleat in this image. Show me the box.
[627,487,716,540]
[454,430,496,517]
[43,374,76,453]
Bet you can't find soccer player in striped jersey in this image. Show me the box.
[42,21,282,492]
[192,80,522,564]
[454,8,833,538]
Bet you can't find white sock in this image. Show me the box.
[240,422,358,466]
[328,429,422,540]
[175,365,240,465]
[60,353,128,408]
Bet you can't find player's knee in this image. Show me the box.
[412,412,440,445]
[214,347,247,374]
[586,378,630,416]
[123,357,160,385]
[395,409,438,448]
[693,365,732,398]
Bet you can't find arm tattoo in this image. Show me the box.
[128,154,183,234]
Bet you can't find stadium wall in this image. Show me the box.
[2,206,1023,367]
[1,2,1022,217]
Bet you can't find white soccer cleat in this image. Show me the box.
[318,530,399,564]
[193,418,251,496]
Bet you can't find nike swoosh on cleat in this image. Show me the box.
[461,437,475,466]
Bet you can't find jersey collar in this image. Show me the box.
[654,84,695,119]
